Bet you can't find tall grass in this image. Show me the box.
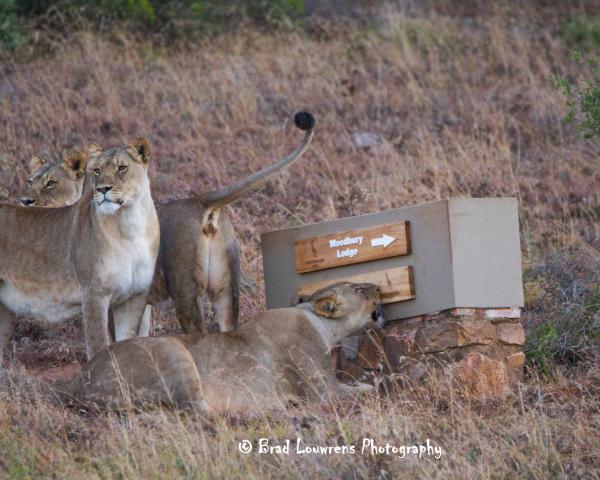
[1,2,599,477]
[1,362,599,479]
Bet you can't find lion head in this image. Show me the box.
[20,150,86,207]
[302,282,382,336]
[84,137,152,215]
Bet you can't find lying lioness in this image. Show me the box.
[58,282,382,414]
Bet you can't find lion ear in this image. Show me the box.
[127,137,151,164]
[84,143,103,165]
[291,293,306,306]
[313,295,343,319]
[29,155,47,172]
[63,149,87,178]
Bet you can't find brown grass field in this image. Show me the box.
[0,1,599,478]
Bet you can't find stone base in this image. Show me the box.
[336,308,525,399]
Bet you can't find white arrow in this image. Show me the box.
[371,234,396,248]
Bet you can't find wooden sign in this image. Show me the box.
[263,198,524,318]
[295,222,411,273]
[297,266,415,304]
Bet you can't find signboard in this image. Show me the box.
[297,266,414,304]
[295,222,410,273]
[261,198,524,321]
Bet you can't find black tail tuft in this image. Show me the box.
[294,111,315,131]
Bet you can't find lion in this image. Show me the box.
[18,149,151,339]
[20,112,315,335]
[20,150,88,207]
[0,138,160,362]
[57,282,383,414]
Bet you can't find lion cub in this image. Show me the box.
[21,112,315,335]
[58,282,381,414]
[0,138,160,361]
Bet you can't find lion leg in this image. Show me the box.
[0,303,16,363]
[304,375,374,401]
[208,264,237,333]
[137,305,152,337]
[82,291,111,360]
[207,221,240,332]
[173,289,207,334]
[112,293,149,342]
[170,236,208,334]
[332,380,374,399]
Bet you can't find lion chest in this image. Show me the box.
[102,233,157,301]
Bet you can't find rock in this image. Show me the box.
[505,352,525,384]
[457,319,497,346]
[455,352,508,398]
[384,325,418,359]
[335,308,525,398]
[341,336,359,360]
[352,132,382,149]
[356,331,385,369]
[496,323,525,345]
[415,318,495,353]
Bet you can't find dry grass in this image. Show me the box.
[1,1,600,478]
[1,364,599,479]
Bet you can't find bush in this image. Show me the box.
[0,0,27,50]
[524,250,600,374]
[555,52,600,140]
[562,15,600,50]
[0,0,304,52]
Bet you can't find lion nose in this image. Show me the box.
[20,198,35,206]
[96,186,112,195]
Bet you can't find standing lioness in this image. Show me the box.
[0,138,159,361]
[58,282,381,414]
[19,112,315,335]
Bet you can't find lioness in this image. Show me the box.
[18,150,151,338]
[58,282,382,413]
[20,150,88,207]
[20,112,315,334]
[0,138,160,361]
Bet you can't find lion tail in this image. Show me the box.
[198,111,315,208]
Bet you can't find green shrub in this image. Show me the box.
[562,16,600,50]
[555,52,600,140]
[524,250,600,374]
[0,0,27,51]
[1,0,304,52]
[10,0,303,29]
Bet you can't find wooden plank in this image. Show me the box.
[295,222,411,273]
[297,266,415,305]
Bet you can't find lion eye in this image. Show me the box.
[93,168,101,176]
[45,180,56,188]
[26,179,32,186]
[118,165,128,173]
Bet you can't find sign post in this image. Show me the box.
[261,198,524,321]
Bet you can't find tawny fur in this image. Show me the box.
[57,282,380,414]
[0,139,160,361]
[18,150,152,339]
[19,113,315,335]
